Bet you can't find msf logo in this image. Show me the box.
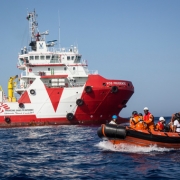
[39,42,44,49]
[0,103,10,113]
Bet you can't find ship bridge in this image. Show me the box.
[16,10,98,95]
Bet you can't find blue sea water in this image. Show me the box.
[0,116,179,180]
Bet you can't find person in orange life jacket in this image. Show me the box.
[173,117,180,133]
[169,112,180,132]
[143,107,155,130]
[130,111,142,128]
[155,117,166,131]
[109,115,118,125]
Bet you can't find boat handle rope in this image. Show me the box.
[129,126,180,140]
[128,126,151,134]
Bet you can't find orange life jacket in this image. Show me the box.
[130,115,140,127]
[143,112,155,130]
[130,115,147,130]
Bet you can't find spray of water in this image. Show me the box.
[96,140,174,153]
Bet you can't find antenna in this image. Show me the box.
[58,10,61,49]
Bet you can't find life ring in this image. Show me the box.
[76,99,84,106]
[66,113,74,121]
[85,86,92,93]
[19,103,24,108]
[30,89,35,95]
[5,117,11,124]
[111,86,118,93]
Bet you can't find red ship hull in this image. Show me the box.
[0,75,134,128]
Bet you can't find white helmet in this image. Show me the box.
[144,107,149,110]
[159,117,165,121]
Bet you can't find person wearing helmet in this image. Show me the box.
[143,107,155,130]
[169,112,180,132]
[155,117,166,131]
[109,115,118,125]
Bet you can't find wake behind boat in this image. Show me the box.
[97,124,180,149]
[0,10,134,127]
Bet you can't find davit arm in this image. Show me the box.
[8,75,18,102]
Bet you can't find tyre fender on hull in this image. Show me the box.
[76,99,84,106]
[19,103,24,108]
[111,86,118,93]
[97,124,126,139]
[30,89,35,95]
[84,86,92,93]
[66,113,74,121]
[5,117,11,124]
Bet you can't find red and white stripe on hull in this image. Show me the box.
[0,75,133,127]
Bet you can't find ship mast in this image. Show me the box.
[26,9,39,42]
[26,10,49,51]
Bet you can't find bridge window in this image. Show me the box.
[74,55,81,63]
[78,56,81,61]
[40,56,45,60]
[50,55,59,63]
[30,56,34,60]
[67,56,70,60]
[35,56,39,60]
[46,56,51,60]
[19,58,24,65]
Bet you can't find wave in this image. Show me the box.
[96,140,174,153]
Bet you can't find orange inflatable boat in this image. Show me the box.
[97,123,180,149]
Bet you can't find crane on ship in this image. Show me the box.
[8,75,18,102]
